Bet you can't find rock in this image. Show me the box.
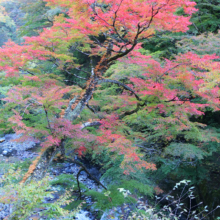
[44,193,59,203]
[0,134,39,158]
[65,168,74,174]
[50,168,60,175]
[0,138,5,143]
[75,211,91,220]
[2,134,38,151]
[2,148,17,157]
[87,167,101,180]
[0,203,10,220]
[63,163,70,168]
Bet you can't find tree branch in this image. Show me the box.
[19,68,35,76]
[70,45,90,56]
[157,63,189,82]
[43,105,54,135]
[119,101,146,119]
[86,103,96,114]
[65,157,107,190]
[51,59,88,80]
[81,121,101,129]
[98,78,141,101]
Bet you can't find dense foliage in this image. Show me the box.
[0,0,220,219]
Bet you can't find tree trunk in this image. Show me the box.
[25,60,107,183]
[64,77,99,121]
[30,146,59,181]
[24,83,98,182]
[22,146,59,183]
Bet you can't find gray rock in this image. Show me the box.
[0,134,39,157]
[75,211,91,220]
[0,203,10,220]
[65,168,74,174]
[63,163,70,168]
[87,167,101,180]
[2,148,17,157]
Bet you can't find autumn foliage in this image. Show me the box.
[0,0,219,180]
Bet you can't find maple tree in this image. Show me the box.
[0,0,219,188]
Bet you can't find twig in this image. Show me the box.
[65,157,107,190]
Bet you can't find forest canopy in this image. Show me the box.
[0,0,220,219]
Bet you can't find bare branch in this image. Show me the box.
[63,68,88,80]
[91,36,120,53]
[112,0,128,43]
[98,78,141,101]
[119,101,146,119]
[19,68,35,76]
[157,63,187,82]
[63,80,86,89]
[22,103,33,117]
[81,121,101,129]
[75,67,91,75]
[71,45,90,56]
[65,157,107,190]
[51,59,88,80]
[86,103,96,114]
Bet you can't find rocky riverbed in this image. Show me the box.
[0,134,39,158]
[0,134,112,220]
